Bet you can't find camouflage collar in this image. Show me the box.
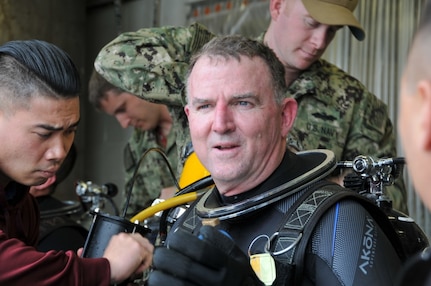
[287,59,334,105]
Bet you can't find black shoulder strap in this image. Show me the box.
[271,180,406,285]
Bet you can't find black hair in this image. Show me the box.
[0,39,80,96]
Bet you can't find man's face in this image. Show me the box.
[0,96,79,186]
[399,76,431,210]
[185,55,296,196]
[267,0,340,72]
[99,90,164,131]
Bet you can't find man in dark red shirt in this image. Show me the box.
[0,39,153,285]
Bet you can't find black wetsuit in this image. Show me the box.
[170,150,402,286]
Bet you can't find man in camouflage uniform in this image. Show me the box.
[260,0,407,213]
[93,22,215,190]
[88,70,179,216]
[94,4,408,214]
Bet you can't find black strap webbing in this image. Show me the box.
[270,180,406,285]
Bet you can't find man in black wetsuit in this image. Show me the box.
[147,35,403,286]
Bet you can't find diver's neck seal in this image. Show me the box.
[196,149,336,221]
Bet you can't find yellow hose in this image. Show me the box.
[130,151,211,223]
[130,192,198,222]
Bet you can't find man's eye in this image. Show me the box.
[38,133,52,138]
[197,104,210,110]
[304,18,318,28]
[116,108,126,114]
[65,128,77,135]
[234,101,253,108]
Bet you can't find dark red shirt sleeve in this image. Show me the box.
[0,190,111,285]
[0,236,111,285]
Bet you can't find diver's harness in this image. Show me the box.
[174,149,418,284]
[264,180,406,285]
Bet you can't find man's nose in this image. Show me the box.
[116,114,131,128]
[45,139,68,162]
[311,26,331,51]
[212,104,235,133]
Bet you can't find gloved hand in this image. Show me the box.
[148,225,264,286]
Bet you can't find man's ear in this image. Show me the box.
[417,79,431,151]
[269,0,283,20]
[184,105,190,118]
[281,98,298,137]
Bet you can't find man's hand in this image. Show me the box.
[148,225,263,286]
[103,232,153,284]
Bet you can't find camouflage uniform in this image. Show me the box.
[95,24,407,213]
[285,59,408,214]
[123,127,178,216]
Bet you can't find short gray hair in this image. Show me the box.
[186,35,287,104]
